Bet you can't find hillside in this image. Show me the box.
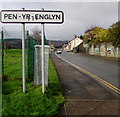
[3,38,22,49]
[3,38,68,49]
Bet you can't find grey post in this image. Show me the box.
[34,45,50,87]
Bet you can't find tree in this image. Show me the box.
[91,27,108,43]
[31,27,41,43]
[99,28,109,42]
[84,26,107,44]
[108,21,120,47]
[84,26,96,44]
[84,26,113,44]
[83,21,120,47]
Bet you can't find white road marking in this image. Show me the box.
[111,66,120,69]
[64,103,68,116]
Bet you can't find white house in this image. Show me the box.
[65,36,83,51]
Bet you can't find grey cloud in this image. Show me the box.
[1,2,118,40]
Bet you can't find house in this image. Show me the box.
[64,35,83,52]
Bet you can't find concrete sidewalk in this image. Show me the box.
[51,54,119,116]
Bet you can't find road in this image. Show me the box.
[56,51,119,90]
[52,53,118,116]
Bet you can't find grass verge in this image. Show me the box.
[2,49,64,116]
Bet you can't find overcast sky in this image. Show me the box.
[0,1,118,40]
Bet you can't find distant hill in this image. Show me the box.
[3,38,22,49]
[3,38,68,49]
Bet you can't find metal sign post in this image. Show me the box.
[22,22,26,93]
[41,23,45,94]
[22,8,26,93]
[41,8,45,94]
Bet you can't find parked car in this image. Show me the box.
[56,50,62,54]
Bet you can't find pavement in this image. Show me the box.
[51,53,120,116]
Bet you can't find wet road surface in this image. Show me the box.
[51,54,119,116]
[57,51,119,90]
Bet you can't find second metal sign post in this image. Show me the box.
[41,8,45,94]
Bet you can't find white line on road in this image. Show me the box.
[111,66,120,69]
[64,103,68,117]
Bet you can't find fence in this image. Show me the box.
[0,31,4,77]
[26,31,40,81]
[1,30,40,81]
[0,31,3,117]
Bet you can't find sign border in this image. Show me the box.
[0,10,64,24]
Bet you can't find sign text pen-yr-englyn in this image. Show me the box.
[1,11,64,23]
[4,14,61,21]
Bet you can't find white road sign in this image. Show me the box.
[1,10,64,23]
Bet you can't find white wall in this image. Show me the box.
[68,37,83,51]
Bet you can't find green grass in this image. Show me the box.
[4,49,22,80]
[2,49,64,116]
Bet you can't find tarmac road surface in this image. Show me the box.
[57,51,119,95]
[51,53,119,116]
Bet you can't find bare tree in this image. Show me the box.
[1,27,9,38]
[31,27,41,43]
